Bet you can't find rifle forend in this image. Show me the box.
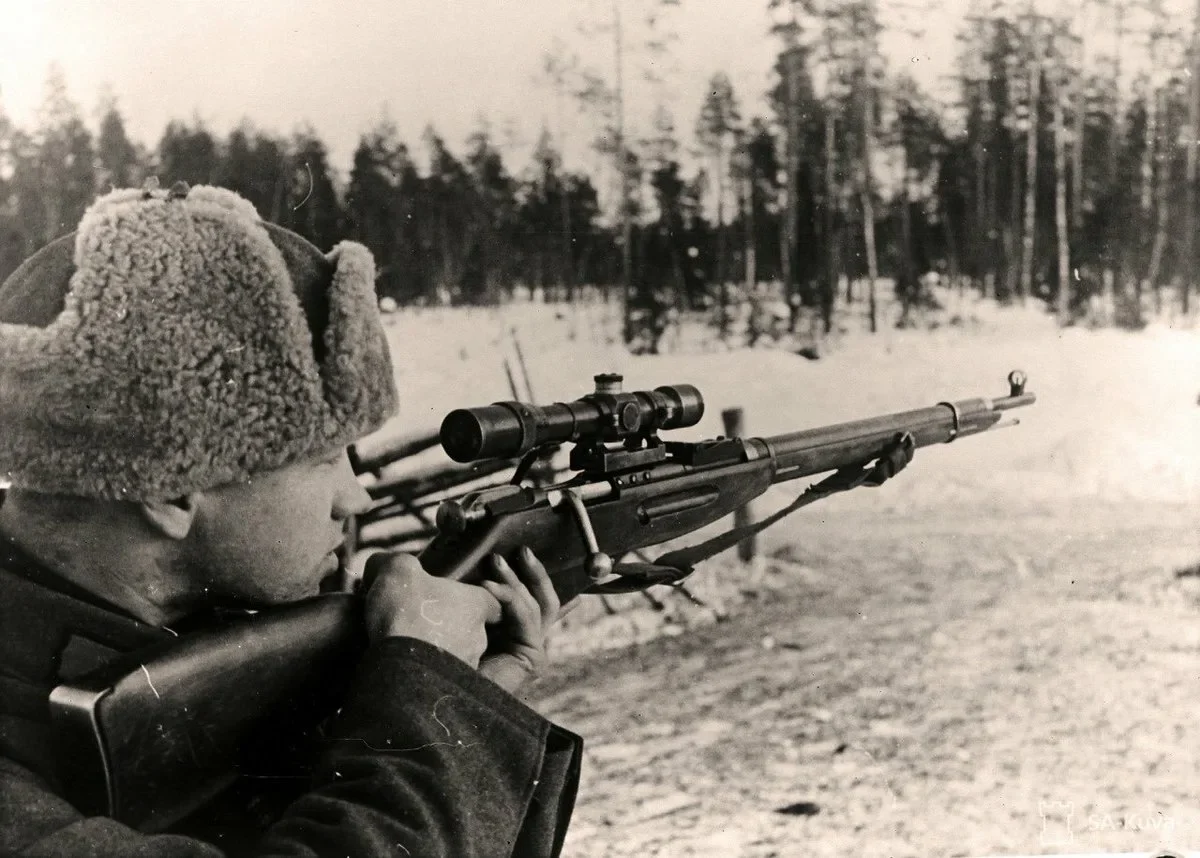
[757,368,1034,481]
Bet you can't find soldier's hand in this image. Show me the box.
[362,552,501,669]
[478,547,579,693]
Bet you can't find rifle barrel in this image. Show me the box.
[761,390,1036,484]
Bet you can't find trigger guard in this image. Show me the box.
[584,565,694,595]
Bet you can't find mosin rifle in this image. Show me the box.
[49,371,1035,832]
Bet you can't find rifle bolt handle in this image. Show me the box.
[587,552,614,581]
[551,488,614,581]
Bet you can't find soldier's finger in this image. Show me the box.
[486,555,539,620]
[480,578,536,631]
[557,597,583,622]
[512,546,560,624]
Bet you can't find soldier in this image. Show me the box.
[0,183,580,856]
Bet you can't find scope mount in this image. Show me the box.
[559,374,673,475]
[567,433,670,476]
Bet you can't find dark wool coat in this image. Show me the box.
[0,540,582,857]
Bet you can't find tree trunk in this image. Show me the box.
[613,0,634,343]
[862,194,878,333]
[1140,76,1156,218]
[945,208,962,295]
[823,109,838,333]
[1108,0,1126,315]
[716,147,729,340]
[1145,83,1170,313]
[1109,0,1124,184]
[1020,12,1042,303]
[898,143,915,326]
[744,171,757,294]
[1139,30,1158,320]
[784,45,802,331]
[1069,13,1084,245]
[1053,46,1071,327]
[861,86,878,334]
[1132,70,1151,316]
[1006,127,1022,301]
[974,76,990,291]
[1185,0,1200,315]
[561,181,575,303]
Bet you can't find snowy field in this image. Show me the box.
[370,293,1200,857]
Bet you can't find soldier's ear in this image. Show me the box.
[139,494,200,541]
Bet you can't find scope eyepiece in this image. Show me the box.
[440,383,704,463]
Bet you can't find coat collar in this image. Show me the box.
[0,527,173,783]
[0,532,172,687]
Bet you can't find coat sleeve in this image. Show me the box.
[0,637,582,858]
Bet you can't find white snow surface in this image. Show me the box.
[370,296,1200,517]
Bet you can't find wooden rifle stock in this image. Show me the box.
[49,596,364,832]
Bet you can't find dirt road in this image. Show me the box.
[531,501,1200,857]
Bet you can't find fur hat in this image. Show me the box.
[0,184,398,500]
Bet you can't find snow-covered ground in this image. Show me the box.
[370,295,1200,856]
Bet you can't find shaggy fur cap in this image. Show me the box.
[0,185,398,500]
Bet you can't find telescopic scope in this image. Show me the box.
[440,374,704,463]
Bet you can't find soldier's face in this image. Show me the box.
[188,447,371,607]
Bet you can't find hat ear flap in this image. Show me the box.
[320,241,397,441]
[0,233,77,327]
[263,223,333,364]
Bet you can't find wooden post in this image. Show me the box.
[721,407,756,563]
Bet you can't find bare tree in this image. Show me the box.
[696,72,742,338]
[781,37,804,327]
[1143,79,1169,313]
[1051,23,1071,326]
[611,0,634,339]
[1185,0,1200,314]
[1069,5,1085,248]
[538,43,580,300]
[1019,9,1042,303]
[858,0,881,333]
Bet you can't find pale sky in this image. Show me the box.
[0,1,962,180]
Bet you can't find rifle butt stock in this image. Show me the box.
[50,595,364,832]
